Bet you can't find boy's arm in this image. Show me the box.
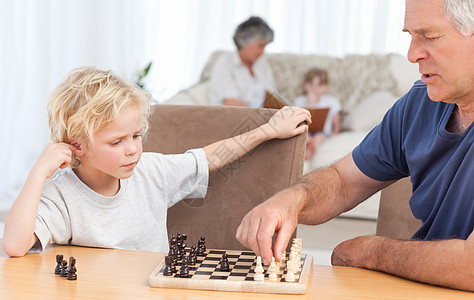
[2,143,75,257]
[203,106,311,172]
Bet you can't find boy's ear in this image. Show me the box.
[70,138,85,156]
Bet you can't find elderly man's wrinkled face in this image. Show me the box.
[404,0,474,106]
[239,39,268,65]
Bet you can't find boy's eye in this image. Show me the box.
[111,140,121,146]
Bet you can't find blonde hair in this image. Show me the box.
[47,66,151,167]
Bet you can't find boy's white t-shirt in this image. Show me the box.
[33,149,209,253]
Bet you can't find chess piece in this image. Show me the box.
[254,256,265,281]
[268,257,278,281]
[67,257,77,280]
[220,253,230,271]
[188,247,197,266]
[60,259,68,277]
[181,233,188,254]
[199,236,206,252]
[55,254,63,274]
[163,256,173,276]
[285,268,296,282]
[179,257,190,278]
[196,238,205,256]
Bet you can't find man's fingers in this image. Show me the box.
[245,215,262,257]
[273,223,295,262]
[257,217,279,265]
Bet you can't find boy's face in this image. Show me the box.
[304,77,329,97]
[79,107,144,181]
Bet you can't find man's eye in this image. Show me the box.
[425,35,439,41]
[133,134,142,139]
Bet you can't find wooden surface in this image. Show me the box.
[0,242,472,299]
[149,249,313,294]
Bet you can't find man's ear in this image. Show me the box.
[70,138,85,156]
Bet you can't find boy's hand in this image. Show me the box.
[32,143,76,180]
[264,106,311,140]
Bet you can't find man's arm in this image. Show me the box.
[236,153,392,264]
[203,106,311,172]
[332,231,474,291]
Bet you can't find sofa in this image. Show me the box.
[164,51,420,220]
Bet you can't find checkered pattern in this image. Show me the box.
[159,249,305,282]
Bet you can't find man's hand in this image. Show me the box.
[235,188,305,265]
[331,235,381,270]
[331,233,474,291]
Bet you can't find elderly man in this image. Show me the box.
[236,0,474,291]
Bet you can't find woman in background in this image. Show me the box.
[210,16,276,107]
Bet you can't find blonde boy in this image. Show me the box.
[2,67,311,257]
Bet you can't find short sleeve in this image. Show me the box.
[33,191,72,252]
[352,96,409,181]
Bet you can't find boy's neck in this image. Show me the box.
[73,166,120,197]
[306,94,322,106]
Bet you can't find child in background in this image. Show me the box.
[2,66,311,257]
[293,68,341,160]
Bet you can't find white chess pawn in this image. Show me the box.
[268,257,278,281]
[279,251,286,268]
[285,268,296,282]
[254,256,265,281]
[289,248,297,262]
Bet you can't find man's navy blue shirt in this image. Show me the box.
[353,81,473,240]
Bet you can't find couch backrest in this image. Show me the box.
[143,105,306,250]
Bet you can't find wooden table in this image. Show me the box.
[0,243,472,299]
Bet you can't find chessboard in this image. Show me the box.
[149,249,313,294]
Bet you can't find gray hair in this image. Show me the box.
[444,0,474,35]
[233,16,274,49]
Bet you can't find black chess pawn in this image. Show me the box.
[55,254,63,274]
[200,236,206,252]
[179,257,190,278]
[196,240,205,256]
[60,259,68,277]
[220,253,230,271]
[188,252,196,266]
[163,256,173,276]
[189,246,197,265]
[67,257,77,280]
